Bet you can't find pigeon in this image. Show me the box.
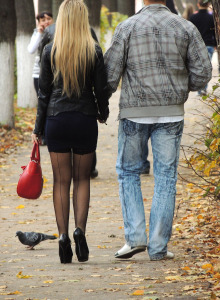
[16,231,57,250]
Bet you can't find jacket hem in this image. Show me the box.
[119,104,184,119]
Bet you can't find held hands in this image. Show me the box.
[97,118,106,124]
[97,114,107,124]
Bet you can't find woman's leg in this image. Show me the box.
[49,152,72,235]
[72,152,94,233]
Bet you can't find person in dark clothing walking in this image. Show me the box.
[39,22,99,178]
[190,0,216,95]
[166,0,178,14]
[32,0,110,264]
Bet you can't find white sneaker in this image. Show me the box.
[166,251,174,259]
[150,251,175,261]
[115,243,146,259]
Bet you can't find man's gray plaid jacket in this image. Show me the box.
[104,4,212,119]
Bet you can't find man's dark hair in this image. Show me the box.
[198,0,209,8]
[36,11,53,21]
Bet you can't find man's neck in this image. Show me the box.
[144,0,165,6]
[198,6,208,10]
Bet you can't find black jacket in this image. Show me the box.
[166,0,178,14]
[34,43,110,135]
[190,10,217,47]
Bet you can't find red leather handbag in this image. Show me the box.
[17,143,43,199]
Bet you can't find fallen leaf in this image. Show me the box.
[16,271,32,279]
[202,264,213,269]
[132,290,144,296]
[16,205,25,209]
[182,266,191,271]
[0,291,22,295]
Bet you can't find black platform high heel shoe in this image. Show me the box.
[59,234,73,264]
[73,228,89,262]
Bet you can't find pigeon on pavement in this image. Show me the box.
[16,231,57,249]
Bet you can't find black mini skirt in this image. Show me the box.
[45,111,98,154]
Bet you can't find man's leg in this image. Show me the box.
[148,121,184,260]
[116,119,150,248]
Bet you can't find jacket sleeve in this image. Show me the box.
[33,46,53,135]
[93,45,110,122]
[187,26,212,91]
[104,23,128,94]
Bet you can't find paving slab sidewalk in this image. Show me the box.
[0,54,219,300]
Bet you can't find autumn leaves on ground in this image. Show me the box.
[0,89,219,300]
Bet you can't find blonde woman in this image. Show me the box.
[182,3,195,20]
[32,0,110,264]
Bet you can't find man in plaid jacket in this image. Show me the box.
[104,0,212,261]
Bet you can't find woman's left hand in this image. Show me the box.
[31,133,40,144]
[97,118,106,124]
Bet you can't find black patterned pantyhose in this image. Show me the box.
[49,152,94,235]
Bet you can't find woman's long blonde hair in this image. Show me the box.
[182,3,195,20]
[51,0,96,97]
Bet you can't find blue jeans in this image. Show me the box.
[116,119,184,260]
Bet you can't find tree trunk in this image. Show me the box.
[15,0,37,108]
[117,0,135,17]
[175,0,184,15]
[38,0,52,14]
[102,0,117,12]
[211,0,220,48]
[52,0,63,21]
[84,0,102,40]
[0,0,16,127]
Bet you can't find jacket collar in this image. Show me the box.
[137,4,170,14]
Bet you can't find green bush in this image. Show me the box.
[100,5,128,52]
[184,81,220,200]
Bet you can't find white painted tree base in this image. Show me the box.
[0,42,14,127]
[16,34,37,108]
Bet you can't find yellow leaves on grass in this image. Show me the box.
[202,263,213,270]
[16,204,25,209]
[97,245,107,249]
[0,291,22,295]
[16,271,32,279]
[18,220,35,224]
[165,275,182,282]
[132,290,158,297]
[182,266,191,271]
[132,290,144,296]
[0,105,36,155]
[43,176,48,184]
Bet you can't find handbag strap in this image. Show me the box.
[30,143,40,164]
